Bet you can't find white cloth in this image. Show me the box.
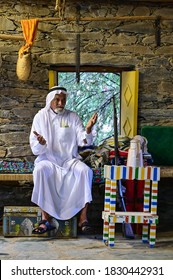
[30,92,93,220]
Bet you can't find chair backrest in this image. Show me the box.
[104,165,160,181]
[104,165,160,215]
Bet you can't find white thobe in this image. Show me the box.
[30,107,93,220]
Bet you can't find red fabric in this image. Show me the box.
[125,179,144,235]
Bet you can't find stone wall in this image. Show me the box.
[0,1,173,231]
[0,0,173,161]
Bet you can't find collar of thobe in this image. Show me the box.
[49,108,66,120]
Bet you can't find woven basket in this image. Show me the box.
[16,50,32,81]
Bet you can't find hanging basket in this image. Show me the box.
[16,48,32,81]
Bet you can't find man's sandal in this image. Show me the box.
[32,219,56,234]
[78,221,93,235]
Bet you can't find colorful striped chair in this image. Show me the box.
[102,165,160,247]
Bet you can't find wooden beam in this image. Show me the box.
[33,15,173,22]
[0,34,24,41]
[48,64,135,72]
[130,0,173,2]
[1,15,172,42]
[0,174,33,181]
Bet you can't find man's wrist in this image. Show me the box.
[86,126,91,134]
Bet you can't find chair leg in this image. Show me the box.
[103,220,109,244]
[149,224,156,247]
[108,222,115,247]
[142,224,149,243]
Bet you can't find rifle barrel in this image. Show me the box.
[112,96,119,165]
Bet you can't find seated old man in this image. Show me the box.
[29,86,98,234]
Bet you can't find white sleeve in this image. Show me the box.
[85,132,93,145]
[29,114,48,155]
[74,113,93,146]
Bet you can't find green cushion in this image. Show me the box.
[141,126,173,166]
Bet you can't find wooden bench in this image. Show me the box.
[159,166,173,178]
[0,174,33,181]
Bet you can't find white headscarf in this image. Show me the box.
[45,86,68,110]
[33,86,69,170]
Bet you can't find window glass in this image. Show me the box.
[58,72,120,146]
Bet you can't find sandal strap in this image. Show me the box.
[38,219,51,229]
[38,219,48,225]
[81,221,90,227]
[80,222,92,232]
[32,219,56,234]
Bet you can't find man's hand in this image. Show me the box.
[86,112,98,134]
[33,131,46,145]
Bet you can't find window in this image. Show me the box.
[58,71,120,146]
[49,65,138,143]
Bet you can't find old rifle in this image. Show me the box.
[112,95,135,239]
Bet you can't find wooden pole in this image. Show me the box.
[76,33,80,83]
[0,15,172,41]
[32,15,172,22]
[34,16,164,22]
[0,34,24,41]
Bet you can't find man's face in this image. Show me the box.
[50,93,67,113]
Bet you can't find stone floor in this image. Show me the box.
[1,178,173,261]
[0,230,173,260]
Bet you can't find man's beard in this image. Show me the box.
[54,107,65,114]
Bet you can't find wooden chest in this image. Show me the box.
[3,206,77,238]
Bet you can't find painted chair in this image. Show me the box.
[102,165,160,247]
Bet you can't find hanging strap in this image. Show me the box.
[55,0,66,19]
